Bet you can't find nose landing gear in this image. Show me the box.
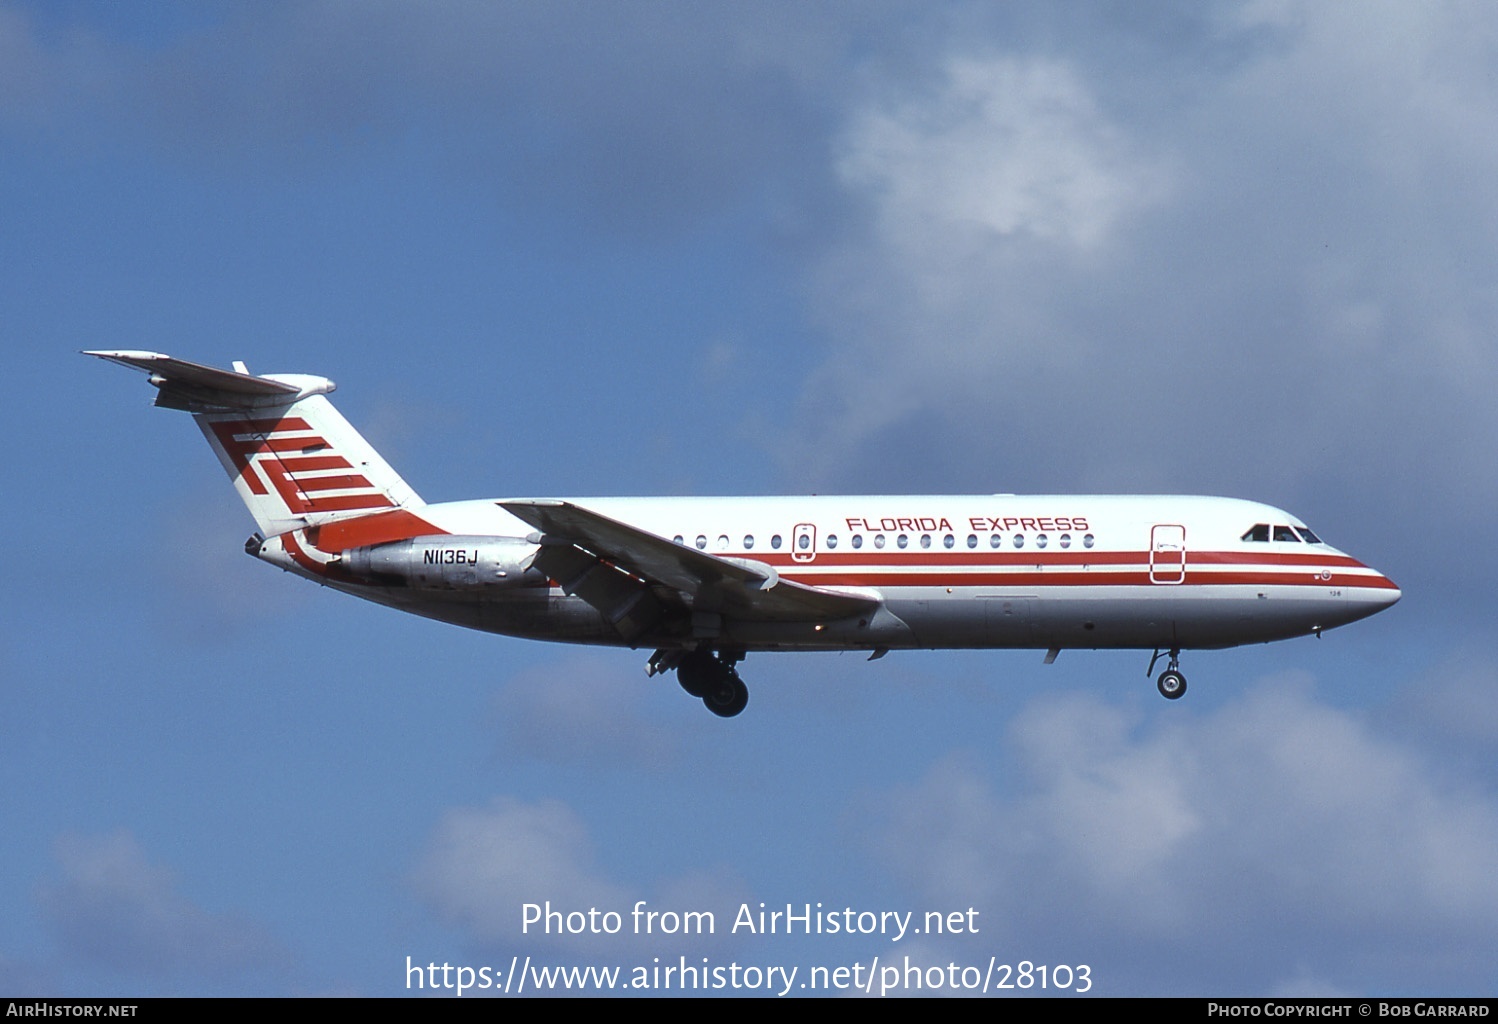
[1148,647,1188,700]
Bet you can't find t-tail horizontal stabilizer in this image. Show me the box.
[86,350,424,538]
[83,350,333,412]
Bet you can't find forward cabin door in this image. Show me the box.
[1149,524,1186,584]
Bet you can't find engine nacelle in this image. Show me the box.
[340,536,543,590]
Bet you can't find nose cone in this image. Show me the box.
[1373,575,1402,609]
[1346,566,1400,623]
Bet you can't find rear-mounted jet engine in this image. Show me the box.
[339,536,543,590]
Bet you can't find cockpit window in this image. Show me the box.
[1241,524,1270,542]
[1295,526,1323,544]
[1273,525,1300,542]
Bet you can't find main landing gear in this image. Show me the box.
[1147,647,1188,700]
[648,649,749,718]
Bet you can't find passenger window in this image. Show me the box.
[1059,534,1071,548]
[744,535,754,549]
[920,534,931,549]
[674,535,684,544]
[990,534,1002,549]
[1083,534,1095,548]
[944,534,955,549]
[827,534,838,549]
[695,535,707,550]
[1013,535,1025,549]
[717,535,730,550]
[874,534,886,549]
[1036,533,1048,549]
[797,533,810,550]
[1241,524,1270,542]
[852,534,864,549]
[967,534,978,549]
[897,534,909,549]
[771,535,782,550]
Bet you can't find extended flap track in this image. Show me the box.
[531,542,663,643]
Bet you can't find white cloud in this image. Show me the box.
[839,55,1168,254]
[413,797,629,950]
[36,830,287,978]
[866,680,1498,990]
[1391,647,1498,749]
[412,796,747,956]
[800,53,1175,468]
[791,7,1498,605]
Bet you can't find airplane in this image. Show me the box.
[87,350,1401,717]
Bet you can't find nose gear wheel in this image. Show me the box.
[1148,648,1188,700]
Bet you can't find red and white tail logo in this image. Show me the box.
[197,394,422,537]
[207,415,395,516]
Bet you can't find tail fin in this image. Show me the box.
[86,351,423,537]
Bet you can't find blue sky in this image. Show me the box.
[3,1,1495,997]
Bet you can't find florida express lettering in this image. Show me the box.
[967,516,1090,533]
[842,514,1089,533]
[844,516,954,533]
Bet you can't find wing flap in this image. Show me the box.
[527,542,663,642]
[499,499,877,623]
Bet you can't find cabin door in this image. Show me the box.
[1149,524,1186,584]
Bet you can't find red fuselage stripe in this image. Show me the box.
[774,569,1397,590]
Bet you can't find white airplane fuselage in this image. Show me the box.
[259,493,1397,653]
[88,351,1400,715]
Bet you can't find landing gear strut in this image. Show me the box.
[1148,647,1188,700]
[660,649,749,717]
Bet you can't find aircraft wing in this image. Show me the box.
[498,499,877,623]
